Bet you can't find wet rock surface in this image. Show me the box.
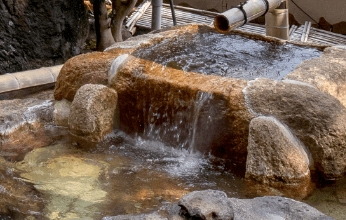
[285,45,346,107]
[228,196,334,220]
[244,78,346,180]
[0,0,89,74]
[0,98,55,161]
[246,116,312,199]
[54,51,127,102]
[69,84,117,144]
[178,190,234,220]
[103,190,334,220]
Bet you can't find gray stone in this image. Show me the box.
[244,78,346,180]
[178,190,234,220]
[69,84,117,143]
[246,116,312,198]
[103,213,168,220]
[228,196,334,220]
[53,99,71,127]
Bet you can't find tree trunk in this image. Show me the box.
[94,0,116,51]
[111,0,138,42]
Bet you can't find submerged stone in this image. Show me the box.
[15,144,110,219]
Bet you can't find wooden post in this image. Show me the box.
[265,0,289,40]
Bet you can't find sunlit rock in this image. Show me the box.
[53,99,71,127]
[284,45,346,107]
[54,51,129,102]
[246,116,312,199]
[244,78,346,180]
[69,84,117,144]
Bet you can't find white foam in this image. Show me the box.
[108,54,130,85]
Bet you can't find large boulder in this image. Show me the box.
[54,24,213,103]
[0,0,89,74]
[284,45,346,107]
[54,51,130,102]
[246,116,312,199]
[109,54,252,167]
[244,78,346,180]
[68,84,117,144]
[0,98,55,161]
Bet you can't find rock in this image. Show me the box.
[246,116,312,199]
[284,45,346,107]
[103,190,333,220]
[336,178,346,204]
[244,78,346,180]
[103,213,168,220]
[0,98,55,161]
[228,196,334,220]
[0,0,89,74]
[54,51,129,102]
[53,99,71,127]
[68,84,117,144]
[0,169,45,219]
[109,54,252,167]
[178,190,234,220]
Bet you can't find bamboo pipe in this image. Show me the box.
[214,0,284,34]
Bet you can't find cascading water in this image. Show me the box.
[188,91,213,153]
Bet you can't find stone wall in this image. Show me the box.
[0,0,89,74]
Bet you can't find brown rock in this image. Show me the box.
[109,54,252,167]
[54,50,130,102]
[284,45,346,107]
[246,116,312,199]
[0,99,54,161]
[244,78,346,180]
[69,84,117,144]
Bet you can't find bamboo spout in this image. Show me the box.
[214,0,284,33]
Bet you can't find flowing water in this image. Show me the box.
[0,127,247,219]
[133,31,323,80]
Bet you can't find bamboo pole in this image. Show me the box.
[214,0,283,33]
[303,21,311,42]
[126,1,151,28]
[162,3,219,17]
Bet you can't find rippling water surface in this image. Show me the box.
[133,32,322,80]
